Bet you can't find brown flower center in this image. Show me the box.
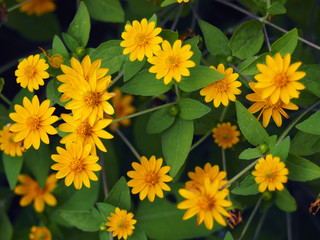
[26,116,40,130]
[24,65,36,79]
[215,80,228,92]
[76,122,91,137]
[84,91,99,107]
[69,159,83,172]
[198,195,216,210]
[145,172,158,185]
[274,73,288,87]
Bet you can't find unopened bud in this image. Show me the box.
[258,143,268,154]
[262,191,272,201]
[168,105,179,117]
[99,223,107,231]
[76,47,86,58]
[227,56,233,64]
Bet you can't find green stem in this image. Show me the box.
[171,3,183,31]
[219,105,228,122]
[239,196,262,240]
[175,84,180,101]
[221,148,231,201]
[0,93,12,106]
[99,150,108,198]
[200,57,210,66]
[112,102,176,123]
[7,0,33,12]
[108,70,124,89]
[190,130,212,151]
[253,210,268,240]
[286,213,292,240]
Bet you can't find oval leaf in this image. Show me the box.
[146,108,175,134]
[104,177,131,210]
[178,98,211,120]
[274,187,297,212]
[296,110,320,135]
[231,175,259,196]
[271,28,298,55]
[3,153,23,190]
[83,0,124,23]
[270,136,290,161]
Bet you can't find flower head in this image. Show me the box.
[212,122,240,149]
[9,95,58,150]
[106,207,137,240]
[177,0,189,2]
[14,174,57,212]
[51,141,101,189]
[120,18,163,62]
[148,40,196,85]
[252,154,289,192]
[127,156,172,202]
[18,0,56,16]
[252,53,306,104]
[59,114,113,155]
[200,64,242,108]
[0,125,25,157]
[178,178,232,230]
[15,54,49,92]
[29,226,51,240]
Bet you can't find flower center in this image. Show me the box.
[145,172,158,185]
[215,80,228,92]
[84,91,99,107]
[222,134,228,139]
[167,56,179,69]
[26,116,40,130]
[36,231,46,239]
[117,219,129,230]
[265,170,274,179]
[69,159,83,172]
[135,33,147,45]
[198,195,216,210]
[76,122,91,137]
[274,73,288,87]
[24,65,36,79]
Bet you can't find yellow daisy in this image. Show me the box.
[106,207,137,240]
[127,155,172,202]
[148,40,196,85]
[120,18,163,61]
[252,154,289,192]
[15,54,49,92]
[57,56,111,102]
[185,163,228,191]
[212,122,240,149]
[200,64,242,108]
[9,95,58,150]
[29,226,51,240]
[0,125,25,157]
[178,0,189,2]
[14,174,57,212]
[252,53,306,104]
[18,0,56,16]
[178,178,232,230]
[59,114,114,155]
[51,141,101,189]
[111,88,136,129]
[246,83,298,127]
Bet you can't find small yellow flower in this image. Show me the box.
[51,141,101,189]
[127,155,172,202]
[29,226,51,240]
[120,18,163,61]
[14,174,57,212]
[246,83,298,127]
[178,0,189,2]
[18,0,56,16]
[0,125,25,157]
[200,64,242,108]
[9,95,58,150]
[178,178,232,230]
[252,154,289,192]
[148,40,196,85]
[106,207,137,240]
[15,54,49,92]
[212,122,240,149]
[252,53,306,104]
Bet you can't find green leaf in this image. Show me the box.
[159,29,178,45]
[300,65,320,98]
[52,35,69,59]
[104,177,131,210]
[68,1,91,47]
[285,154,320,182]
[46,79,67,107]
[24,144,51,188]
[146,107,175,134]
[296,110,320,135]
[0,208,13,240]
[123,58,146,82]
[90,40,126,75]
[224,231,234,240]
[178,66,225,92]
[229,20,264,60]
[270,29,298,55]
[161,0,177,7]
[235,101,269,146]
[99,231,110,240]
[198,20,231,56]
[0,78,4,93]
[96,202,116,221]
[270,137,290,161]
[0,104,10,128]
[239,53,268,76]
[59,209,102,232]
[121,70,172,96]
[274,188,297,212]
[239,147,262,160]
[184,36,201,65]
[162,118,193,177]
[62,33,80,52]
[231,175,259,195]
[83,0,124,23]
[128,226,147,240]
[268,1,286,15]
[148,14,157,25]
[3,153,23,190]
[9,88,33,113]
[178,98,211,120]
[290,131,320,156]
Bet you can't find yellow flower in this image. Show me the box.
[127,155,172,202]
[0,125,25,157]
[120,18,163,62]
[9,95,58,150]
[15,54,49,92]
[252,154,289,192]
[178,178,232,230]
[111,88,136,129]
[246,83,298,127]
[14,174,57,212]
[106,207,137,240]
[252,53,306,104]
[57,56,111,102]
[212,122,240,149]
[178,0,189,2]
[18,0,56,16]
[29,226,51,240]
[148,40,196,85]
[200,64,242,108]
[59,114,114,155]
[185,163,228,191]
[51,141,101,189]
